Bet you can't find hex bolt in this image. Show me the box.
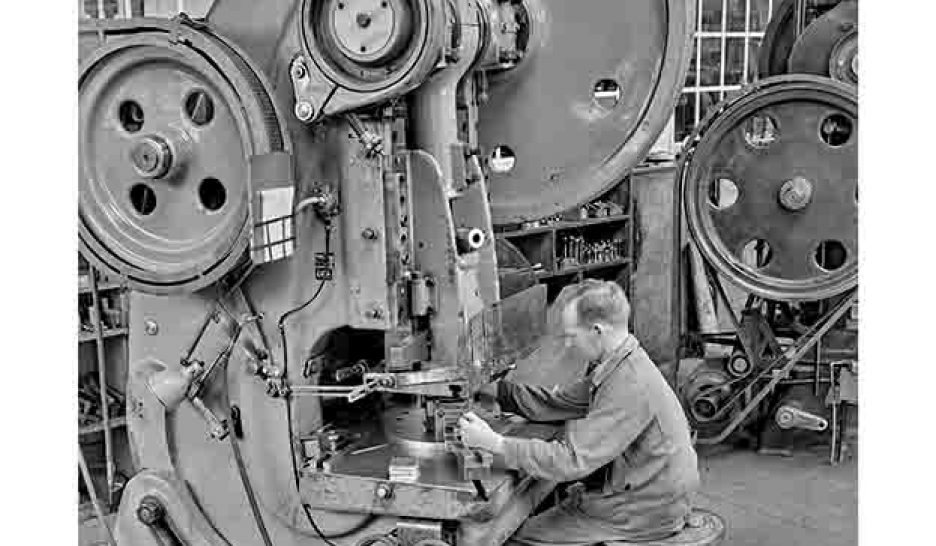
[361,227,379,240]
[291,62,307,80]
[376,483,393,499]
[356,12,372,28]
[778,177,813,211]
[144,319,159,336]
[136,496,166,526]
[295,101,315,122]
[130,136,173,179]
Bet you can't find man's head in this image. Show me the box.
[554,280,631,362]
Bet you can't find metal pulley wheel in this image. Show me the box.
[680,75,857,301]
[300,0,443,92]
[758,0,857,85]
[788,1,858,85]
[79,18,288,293]
[481,0,695,224]
[681,365,734,430]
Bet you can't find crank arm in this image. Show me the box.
[775,405,828,431]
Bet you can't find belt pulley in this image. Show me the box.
[758,0,858,86]
[679,75,857,301]
[78,17,289,294]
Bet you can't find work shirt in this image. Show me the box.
[497,335,700,541]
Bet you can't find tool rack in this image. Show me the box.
[78,254,131,520]
[495,176,636,308]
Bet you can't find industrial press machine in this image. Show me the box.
[77,1,695,544]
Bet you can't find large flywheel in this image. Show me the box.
[78,18,289,294]
[680,75,857,301]
[481,0,695,224]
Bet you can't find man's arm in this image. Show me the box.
[496,378,590,422]
[499,375,652,482]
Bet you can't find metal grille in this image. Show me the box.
[675,0,780,144]
[252,214,296,264]
[80,0,213,18]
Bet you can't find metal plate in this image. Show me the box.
[481,0,695,224]
[680,75,857,301]
[78,21,286,293]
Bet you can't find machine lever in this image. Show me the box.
[190,396,229,440]
[775,405,828,431]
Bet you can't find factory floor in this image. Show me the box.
[694,443,858,546]
[79,444,858,546]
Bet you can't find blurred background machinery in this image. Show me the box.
[77,1,695,545]
[676,0,858,462]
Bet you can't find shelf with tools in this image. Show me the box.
[495,177,636,304]
[78,255,132,517]
[498,214,631,239]
[78,327,129,343]
[79,416,128,437]
[538,257,632,280]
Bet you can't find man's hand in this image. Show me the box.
[458,412,505,454]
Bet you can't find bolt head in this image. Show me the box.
[295,101,315,122]
[291,62,307,80]
[356,12,372,28]
[362,227,378,240]
[130,136,172,179]
[376,483,392,499]
[144,319,159,336]
[136,497,165,526]
[778,177,814,211]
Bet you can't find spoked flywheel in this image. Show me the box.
[79,18,288,294]
[680,75,857,301]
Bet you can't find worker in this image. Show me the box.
[458,279,700,545]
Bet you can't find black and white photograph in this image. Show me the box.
[5,0,929,544]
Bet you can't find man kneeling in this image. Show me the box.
[459,280,699,545]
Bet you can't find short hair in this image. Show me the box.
[552,279,631,329]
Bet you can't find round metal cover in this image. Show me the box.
[788,0,858,84]
[680,75,857,301]
[300,0,440,92]
[79,23,286,293]
[481,0,695,224]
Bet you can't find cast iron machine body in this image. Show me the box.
[77,1,694,544]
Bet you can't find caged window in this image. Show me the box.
[80,0,213,18]
[675,0,783,146]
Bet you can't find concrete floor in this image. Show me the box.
[80,445,858,546]
[694,445,858,546]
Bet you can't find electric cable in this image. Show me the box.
[273,225,363,543]
[228,409,275,546]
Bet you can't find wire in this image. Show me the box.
[273,226,345,544]
[229,410,275,546]
[302,505,340,546]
